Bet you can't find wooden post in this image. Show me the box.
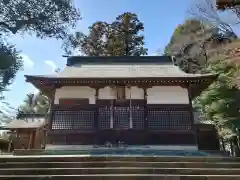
[110,100,114,129]
[42,128,47,149]
[188,86,198,148]
[143,88,148,130]
[127,85,132,129]
[8,131,13,152]
[94,87,99,130]
[16,129,20,149]
[28,131,33,149]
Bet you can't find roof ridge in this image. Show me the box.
[66,56,173,66]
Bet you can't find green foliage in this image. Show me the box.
[0,39,22,92]
[18,92,49,115]
[63,22,110,56]
[0,101,16,125]
[0,0,81,38]
[0,0,80,93]
[109,12,148,56]
[195,60,240,139]
[0,0,80,120]
[63,12,148,56]
[0,38,22,122]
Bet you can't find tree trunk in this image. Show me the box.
[230,140,234,156]
[237,129,240,147]
[220,137,226,152]
[232,136,240,157]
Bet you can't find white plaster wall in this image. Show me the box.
[54,86,96,104]
[54,86,189,104]
[98,86,116,99]
[125,86,144,99]
[147,86,189,104]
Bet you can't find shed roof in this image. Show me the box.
[4,119,45,129]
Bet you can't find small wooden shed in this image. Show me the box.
[2,119,47,152]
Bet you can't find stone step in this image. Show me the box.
[1,161,240,169]
[1,167,240,175]
[0,174,239,180]
[1,156,240,163]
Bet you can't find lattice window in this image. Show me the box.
[52,111,71,130]
[71,111,94,130]
[148,110,192,130]
[148,110,168,130]
[114,107,129,129]
[132,106,144,129]
[51,110,94,130]
[170,110,192,130]
[98,106,111,129]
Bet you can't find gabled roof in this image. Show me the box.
[24,56,218,98]
[25,56,217,79]
[26,64,216,79]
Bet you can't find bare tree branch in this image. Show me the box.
[189,0,238,37]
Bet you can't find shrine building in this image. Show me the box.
[25,56,218,148]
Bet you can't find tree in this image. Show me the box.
[216,0,240,20]
[0,41,22,92]
[63,12,148,56]
[63,21,110,56]
[164,18,238,73]
[165,19,219,73]
[0,0,80,117]
[190,0,239,37]
[0,101,16,124]
[109,12,148,56]
[164,18,240,155]
[0,0,81,38]
[194,59,240,155]
[18,92,49,115]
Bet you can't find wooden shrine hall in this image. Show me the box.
[25,56,218,148]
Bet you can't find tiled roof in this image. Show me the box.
[29,64,216,79]
[5,119,45,129]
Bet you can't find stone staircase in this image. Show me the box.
[0,156,240,179]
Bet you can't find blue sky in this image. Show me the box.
[2,0,239,109]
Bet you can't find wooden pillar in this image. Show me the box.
[110,99,114,128]
[188,85,198,146]
[42,128,47,149]
[28,131,33,149]
[32,131,36,149]
[127,85,132,129]
[143,88,148,130]
[16,129,20,148]
[8,131,13,152]
[48,85,58,131]
[94,87,99,130]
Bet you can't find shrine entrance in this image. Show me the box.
[95,99,145,144]
[113,100,130,130]
[97,99,145,131]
